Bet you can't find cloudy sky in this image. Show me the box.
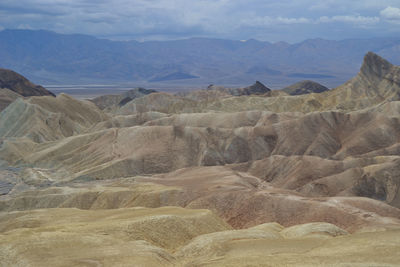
[1,0,400,42]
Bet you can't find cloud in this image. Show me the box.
[17,24,33,30]
[309,0,400,11]
[242,16,311,27]
[380,6,400,23]
[318,15,380,25]
[243,14,380,28]
[0,0,399,42]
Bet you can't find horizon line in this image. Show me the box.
[2,28,400,45]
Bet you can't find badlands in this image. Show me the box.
[1,52,400,266]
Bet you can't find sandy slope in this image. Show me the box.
[1,207,399,266]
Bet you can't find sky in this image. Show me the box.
[1,0,400,42]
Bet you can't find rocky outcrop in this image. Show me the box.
[235,81,271,95]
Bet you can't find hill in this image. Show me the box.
[0,68,54,97]
[0,68,54,111]
[2,207,399,266]
[281,80,329,95]
[0,88,20,111]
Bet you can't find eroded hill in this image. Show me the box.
[1,52,400,266]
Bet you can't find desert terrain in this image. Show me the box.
[1,52,400,266]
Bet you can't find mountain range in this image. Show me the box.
[1,29,400,88]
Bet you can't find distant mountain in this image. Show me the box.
[287,73,335,79]
[149,72,199,82]
[1,29,400,88]
[282,80,329,95]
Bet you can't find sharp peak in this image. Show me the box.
[248,80,270,88]
[360,52,393,77]
[254,80,265,85]
[364,51,392,64]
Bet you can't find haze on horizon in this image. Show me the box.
[1,0,400,43]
